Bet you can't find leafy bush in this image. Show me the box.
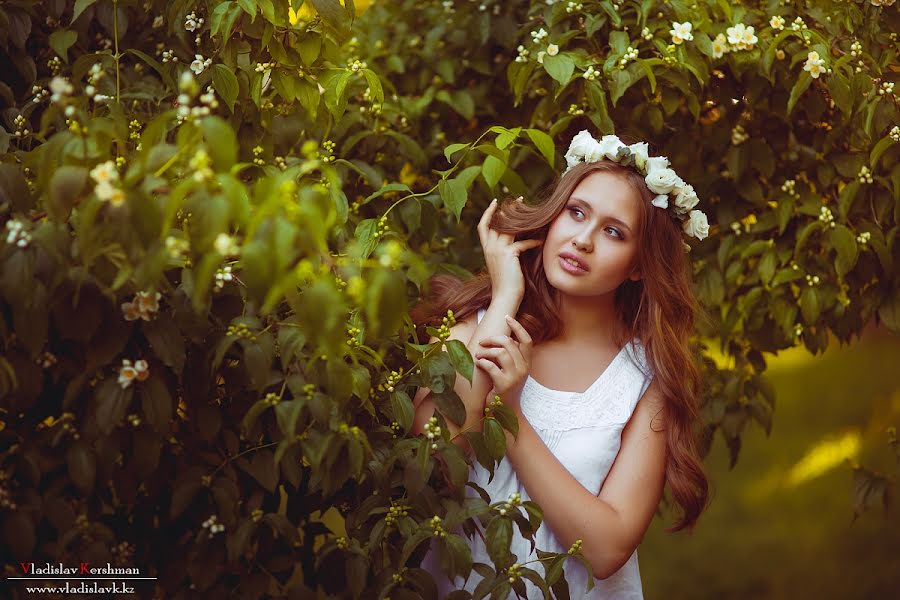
[0,0,897,598]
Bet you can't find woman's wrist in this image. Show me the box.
[491,289,523,311]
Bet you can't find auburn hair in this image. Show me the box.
[410,160,710,532]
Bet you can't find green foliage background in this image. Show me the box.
[0,0,897,598]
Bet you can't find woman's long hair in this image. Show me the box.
[410,160,710,532]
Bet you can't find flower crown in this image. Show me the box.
[563,130,709,241]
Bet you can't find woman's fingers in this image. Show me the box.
[478,336,523,372]
[504,315,533,362]
[477,198,497,241]
[512,238,544,254]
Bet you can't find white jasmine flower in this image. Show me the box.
[669,22,693,45]
[107,187,126,207]
[118,359,149,389]
[682,210,710,240]
[94,180,117,200]
[48,76,74,103]
[165,236,189,258]
[712,33,728,58]
[739,26,758,49]
[537,50,546,64]
[90,160,119,184]
[214,233,240,256]
[770,16,785,30]
[803,51,826,78]
[546,44,559,56]
[190,54,210,75]
[726,23,758,51]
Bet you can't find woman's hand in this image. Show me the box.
[473,315,534,412]
[477,197,543,300]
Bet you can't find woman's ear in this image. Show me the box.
[628,268,642,282]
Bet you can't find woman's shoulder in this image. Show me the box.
[622,337,652,379]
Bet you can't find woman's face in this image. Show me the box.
[541,170,642,296]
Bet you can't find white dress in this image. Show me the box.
[420,307,654,599]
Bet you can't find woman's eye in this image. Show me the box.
[606,227,623,239]
[568,207,584,218]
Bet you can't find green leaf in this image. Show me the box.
[830,224,859,276]
[456,165,482,190]
[483,417,507,460]
[800,287,820,324]
[140,374,173,434]
[431,389,467,427]
[298,35,322,66]
[492,404,519,439]
[758,249,777,285]
[485,516,512,564]
[609,31,628,54]
[391,390,414,430]
[362,68,384,104]
[585,81,614,133]
[212,64,239,113]
[237,0,257,19]
[443,533,474,580]
[870,136,893,170]
[526,129,555,167]
[542,53,575,85]
[142,318,186,375]
[72,0,98,23]
[787,72,812,115]
[495,127,519,150]
[877,289,900,334]
[400,530,432,566]
[308,0,351,36]
[210,1,243,40]
[47,166,87,223]
[438,177,467,223]
[609,68,634,106]
[67,441,96,493]
[481,155,506,190]
[93,378,132,435]
[445,339,474,384]
[199,116,238,170]
[444,142,470,163]
[49,30,78,62]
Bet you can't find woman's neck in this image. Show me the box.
[554,293,621,347]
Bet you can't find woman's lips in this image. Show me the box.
[559,255,588,274]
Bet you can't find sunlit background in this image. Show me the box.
[641,325,900,598]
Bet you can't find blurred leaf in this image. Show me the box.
[49,30,78,63]
[212,64,239,113]
[47,165,87,223]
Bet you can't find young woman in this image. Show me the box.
[411,131,711,598]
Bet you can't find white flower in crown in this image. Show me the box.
[645,167,682,195]
[683,210,709,240]
[562,130,710,240]
[564,130,599,168]
[673,183,700,214]
[596,135,626,161]
[628,142,650,170]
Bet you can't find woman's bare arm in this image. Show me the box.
[502,379,668,578]
[411,293,522,457]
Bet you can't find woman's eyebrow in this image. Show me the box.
[569,196,633,234]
